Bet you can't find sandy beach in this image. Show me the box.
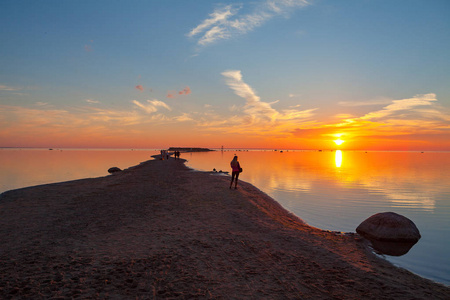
[0,156,448,299]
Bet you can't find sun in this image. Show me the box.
[334,139,344,146]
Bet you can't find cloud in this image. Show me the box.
[188,0,310,46]
[0,99,177,139]
[315,93,450,144]
[167,86,192,98]
[174,113,193,122]
[339,98,394,107]
[187,5,238,38]
[85,99,100,104]
[220,69,316,134]
[135,85,144,92]
[222,70,275,123]
[0,85,21,91]
[132,100,172,114]
[179,86,191,95]
[360,93,437,121]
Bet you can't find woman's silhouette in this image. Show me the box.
[230,155,241,189]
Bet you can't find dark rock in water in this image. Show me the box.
[108,167,122,174]
[356,212,421,243]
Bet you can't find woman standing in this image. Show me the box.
[230,155,241,189]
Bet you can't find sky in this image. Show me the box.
[1,0,449,150]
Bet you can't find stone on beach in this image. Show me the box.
[108,167,122,174]
[356,212,421,242]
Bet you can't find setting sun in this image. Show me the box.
[334,139,344,146]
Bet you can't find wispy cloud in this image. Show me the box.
[220,69,316,135]
[0,85,22,91]
[85,99,100,104]
[360,93,437,120]
[179,86,191,95]
[132,100,172,114]
[174,113,193,122]
[311,93,450,144]
[338,98,392,106]
[0,99,180,143]
[167,86,192,98]
[188,0,310,46]
[188,5,238,39]
[288,93,301,98]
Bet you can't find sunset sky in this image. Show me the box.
[1,0,449,150]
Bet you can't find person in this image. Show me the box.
[230,155,241,189]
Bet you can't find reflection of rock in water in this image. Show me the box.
[367,238,418,256]
[356,212,421,256]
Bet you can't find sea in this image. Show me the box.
[0,148,449,286]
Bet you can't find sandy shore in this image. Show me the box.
[0,157,448,299]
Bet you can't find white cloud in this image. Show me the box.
[85,99,100,104]
[132,99,172,114]
[174,113,193,122]
[149,100,172,111]
[361,93,437,120]
[328,93,450,140]
[188,0,310,46]
[221,69,316,133]
[188,5,238,38]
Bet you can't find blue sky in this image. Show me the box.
[1,0,449,149]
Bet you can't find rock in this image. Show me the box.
[108,167,122,174]
[356,212,421,242]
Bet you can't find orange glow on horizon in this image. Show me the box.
[1,111,449,151]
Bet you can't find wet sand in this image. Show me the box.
[0,157,448,299]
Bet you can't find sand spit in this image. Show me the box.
[0,158,448,299]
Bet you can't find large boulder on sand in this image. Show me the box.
[108,167,122,174]
[356,212,421,243]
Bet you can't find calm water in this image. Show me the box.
[0,149,159,192]
[0,149,449,285]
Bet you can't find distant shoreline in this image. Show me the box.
[2,147,449,152]
[0,157,448,298]
[168,147,214,152]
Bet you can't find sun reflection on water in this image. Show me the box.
[335,150,342,168]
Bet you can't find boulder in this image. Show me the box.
[356,212,421,243]
[108,167,122,174]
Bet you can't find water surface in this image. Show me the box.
[0,148,158,192]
